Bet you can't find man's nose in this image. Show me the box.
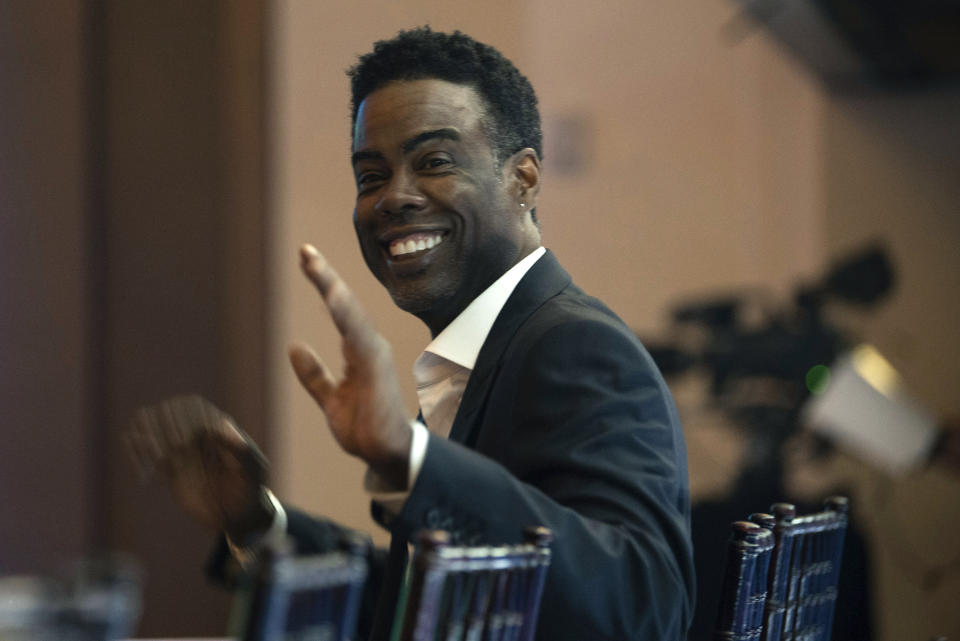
[374,170,427,216]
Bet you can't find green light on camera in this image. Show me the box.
[806,364,831,395]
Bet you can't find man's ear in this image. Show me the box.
[510,148,542,211]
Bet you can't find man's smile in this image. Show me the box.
[387,231,446,258]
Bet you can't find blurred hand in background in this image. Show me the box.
[126,395,274,543]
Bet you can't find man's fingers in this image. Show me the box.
[299,244,377,353]
[299,243,336,294]
[289,342,338,408]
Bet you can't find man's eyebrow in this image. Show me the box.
[351,149,383,166]
[351,129,460,167]
[401,128,460,153]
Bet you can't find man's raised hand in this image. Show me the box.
[289,244,412,490]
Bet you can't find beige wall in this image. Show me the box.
[822,90,960,641]
[526,1,826,321]
[824,91,960,415]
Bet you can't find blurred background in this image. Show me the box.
[2,0,958,638]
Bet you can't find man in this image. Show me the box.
[129,27,694,640]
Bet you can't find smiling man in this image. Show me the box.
[351,78,541,337]
[129,27,694,640]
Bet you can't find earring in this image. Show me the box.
[520,202,526,209]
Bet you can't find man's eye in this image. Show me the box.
[356,172,384,187]
[420,154,452,170]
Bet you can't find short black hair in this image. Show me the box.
[348,27,542,165]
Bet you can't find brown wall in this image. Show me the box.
[100,1,270,635]
[1,0,268,636]
[0,0,92,576]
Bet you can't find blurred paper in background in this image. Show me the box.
[804,345,938,474]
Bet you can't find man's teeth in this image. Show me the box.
[389,233,443,257]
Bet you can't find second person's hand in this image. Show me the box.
[126,395,275,542]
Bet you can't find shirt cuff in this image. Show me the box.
[364,419,428,512]
[225,488,287,568]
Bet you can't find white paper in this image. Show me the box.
[802,345,938,474]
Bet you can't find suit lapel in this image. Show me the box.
[447,250,572,445]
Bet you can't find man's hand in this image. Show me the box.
[126,395,274,542]
[289,244,412,489]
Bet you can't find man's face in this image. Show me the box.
[351,78,537,335]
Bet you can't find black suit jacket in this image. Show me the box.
[212,251,695,640]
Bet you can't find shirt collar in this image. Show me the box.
[423,247,545,370]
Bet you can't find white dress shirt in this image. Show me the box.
[366,246,546,499]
